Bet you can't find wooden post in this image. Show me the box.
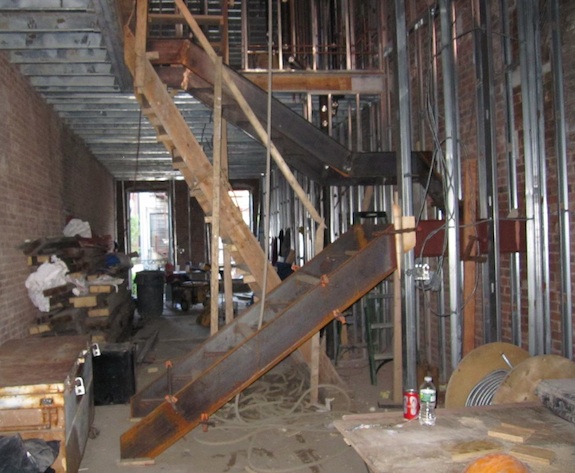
[224,246,234,324]
[173,0,323,229]
[135,0,148,90]
[210,56,224,335]
[463,159,478,355]
[392,202,403,404]
[220,3,232,324]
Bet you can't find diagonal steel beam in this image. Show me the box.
[121,223,397,459]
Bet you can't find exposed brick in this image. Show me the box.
[0,52,115,344]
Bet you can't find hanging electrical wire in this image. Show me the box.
[257,0,274,331]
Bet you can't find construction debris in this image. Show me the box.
[22,233,135,343]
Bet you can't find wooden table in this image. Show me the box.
[334,403,575,472]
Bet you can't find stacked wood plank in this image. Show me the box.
[536,378,575,425]
[22,235,134,342]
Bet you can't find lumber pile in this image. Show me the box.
[22,234,135,343]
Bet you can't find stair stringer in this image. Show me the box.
[123,25,344,392]
[120,223,398,460]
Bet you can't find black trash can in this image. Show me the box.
[135,270,165,318]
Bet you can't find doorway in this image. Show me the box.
[128,190,171,274]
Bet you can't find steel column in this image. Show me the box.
[429,9,447,382]
[499,0,522,347]
[439,0,462,369]
[393,0,417,389]
[311,0,318,70]
[241,0,248,70]
[548,0,572,357]
[517,0,551,355]
[473,0,500,342]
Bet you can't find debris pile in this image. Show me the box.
[21,228,135,343]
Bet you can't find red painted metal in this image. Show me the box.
[414,219,526,258]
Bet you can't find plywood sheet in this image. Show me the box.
[334,404,574,473]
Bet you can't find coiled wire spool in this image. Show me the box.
[465,369,508,407]
[445,343,530,408]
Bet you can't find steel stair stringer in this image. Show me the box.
[120,223,398,460]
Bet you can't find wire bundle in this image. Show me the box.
[191,364,353,472]
[465,369,508,407]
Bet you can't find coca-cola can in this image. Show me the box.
[403,389,420,420]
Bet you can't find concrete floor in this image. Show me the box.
[80,302,399,473]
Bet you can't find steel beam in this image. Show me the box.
[548,0,572,358]
[392,0,417,391]
[122,223,397,459]
[439,0,462,370]
[499,0,522,347]
[473,0,500,342]
[517,0,551,355]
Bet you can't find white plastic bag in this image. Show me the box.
[25,256,69,312]
[63,218,92,238]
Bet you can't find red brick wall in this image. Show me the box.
[404,0,575,377]
[0,52,115,343]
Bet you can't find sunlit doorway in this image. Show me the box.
[128,191,171,275]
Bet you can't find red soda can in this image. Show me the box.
[403,389,420,420]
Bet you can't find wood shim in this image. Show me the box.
[117,458,156,467]
[511,445,555,465]
[29,324,51,335]
[487,424,535,443]
[69,295,98,308]
[88,308,110,318]
[89,285,114,294]
[446,439,503,461]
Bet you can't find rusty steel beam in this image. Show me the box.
[130,223,395,418]
[121,223,397,459]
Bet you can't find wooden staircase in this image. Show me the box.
[124,27,277,302]
[119,3,408,461]
[121,223,398,459]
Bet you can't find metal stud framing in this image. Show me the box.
[548,0,573,358]
[393,0,417,389]
[439,0,462,369]
[473,0,500,343]
[517,0,551,355]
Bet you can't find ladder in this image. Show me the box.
[351,212,394,386]
[365,283,395,385]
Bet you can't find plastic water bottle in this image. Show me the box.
[419,376,437,426]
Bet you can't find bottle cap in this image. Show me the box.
[424,376,432,382]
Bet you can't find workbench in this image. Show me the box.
[334,403,575,472]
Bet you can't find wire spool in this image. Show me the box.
[445,343,530,408]
[492,354,575,404]
[465,369,508,406]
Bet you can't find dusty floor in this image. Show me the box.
[80,302,400,473]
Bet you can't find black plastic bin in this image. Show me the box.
[135,270,165,318]
[93,342,136,405]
